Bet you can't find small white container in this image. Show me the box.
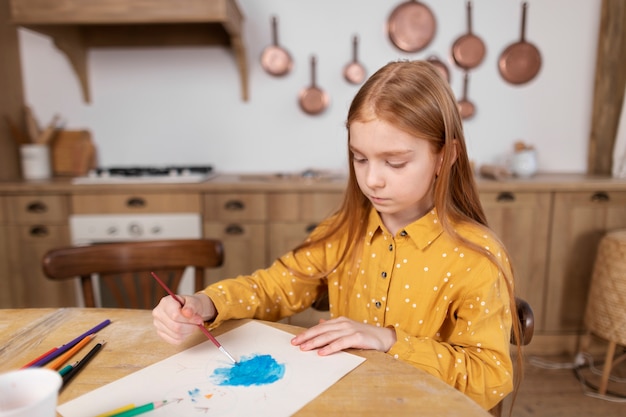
[511,149,538,178]
[0,368,61,417]
[20,144,52,180]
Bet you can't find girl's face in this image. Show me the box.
[349,118,442,234]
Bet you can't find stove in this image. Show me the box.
[71,165,215,184]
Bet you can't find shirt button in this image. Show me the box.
[388,244,393,251]
[375,301,382,308]
[381,271,387,278]
[400,230,407,236]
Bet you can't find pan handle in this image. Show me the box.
[352,35,359,63]
[310,55,317,88]
[466,1,473,34]
[520,2,528,42]
[271,15,280,46]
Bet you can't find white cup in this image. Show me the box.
[0,368,61,417]
[20,144,52,180]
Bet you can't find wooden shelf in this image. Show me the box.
[9,0,248,102]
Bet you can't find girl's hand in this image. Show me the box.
[291,316,397,356]
[152,293,216,345]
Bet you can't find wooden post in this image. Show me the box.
[0,0,25,180]
[588,0,626,175]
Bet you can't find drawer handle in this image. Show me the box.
[496,192,516,202]
[26,201,48,213]
[29,225,49,237]
[590,191,609,202]
[305,223,318,234]
[224,200,245,211]
[225,224,245,235]
[126,197,146,208]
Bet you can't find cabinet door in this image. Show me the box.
[480,191,551,332]
[6,195,74,307]
[268,222,318,262]
[203,222,267,283]
[545,191,626,332]
[7,224,74,307]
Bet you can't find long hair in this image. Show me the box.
[290,60,521,412]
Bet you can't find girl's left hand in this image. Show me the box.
[291,316,397,356]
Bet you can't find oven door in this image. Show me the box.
[69,213,202,307]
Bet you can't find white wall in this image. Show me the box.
[18,0,601,174]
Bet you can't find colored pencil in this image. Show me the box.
[47,333,95,370]
[20,346,58,368]
[100,400,169,417]
[28,319,111,367]
[62,340,106,388]
[58,360,79,377]
[150,271,237,364]
[94,404,135,417]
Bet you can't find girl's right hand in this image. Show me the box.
[152,293,217,345]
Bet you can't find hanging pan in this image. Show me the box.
[498,2,542,85]
[343,35,367,85]
[457,72,475,120]
[299,56,329,115]
[451,1,486,70]
[260,15,293,77]
[426,55,450,83]
[387,0,436,53]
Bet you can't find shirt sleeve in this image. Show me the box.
[386,259,514,410]
[201,242,328,327]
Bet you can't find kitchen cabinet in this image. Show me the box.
[480,191,552,332]
[545,190,626,332]
[267,192,343,261]
[5,194,74,307]
[203,192,268,282]
[9,0,248,102]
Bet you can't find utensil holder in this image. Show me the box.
[20,144,51,180]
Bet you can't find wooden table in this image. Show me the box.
[0,309,491,417]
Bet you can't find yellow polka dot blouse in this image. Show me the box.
[203,208,514,409]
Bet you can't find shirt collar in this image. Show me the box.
[365,207,444,250]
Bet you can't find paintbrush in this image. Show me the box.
[150,272,237,364]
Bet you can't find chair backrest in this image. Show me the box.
[515,297,534,346]
[42,239,224,309]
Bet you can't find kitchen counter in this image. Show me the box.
[0,172,625,194]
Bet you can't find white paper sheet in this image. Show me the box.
[57,321,366,417]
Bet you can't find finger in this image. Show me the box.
[291,317,347,346]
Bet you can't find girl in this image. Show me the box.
[153,60,517,410]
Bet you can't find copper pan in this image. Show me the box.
[299,56,329,115]
[343,35,367,85]
[451,1,486,70]
[457,72,475,120]
[387,0,436,53]
[260,16,293,77]
[426,55,450,83]
[498,2,541,85]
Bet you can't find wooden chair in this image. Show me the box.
[489,297,535,417]
[42,239,224,309]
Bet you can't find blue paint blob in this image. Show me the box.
[187,387,201,402]
[210,354,285,387]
